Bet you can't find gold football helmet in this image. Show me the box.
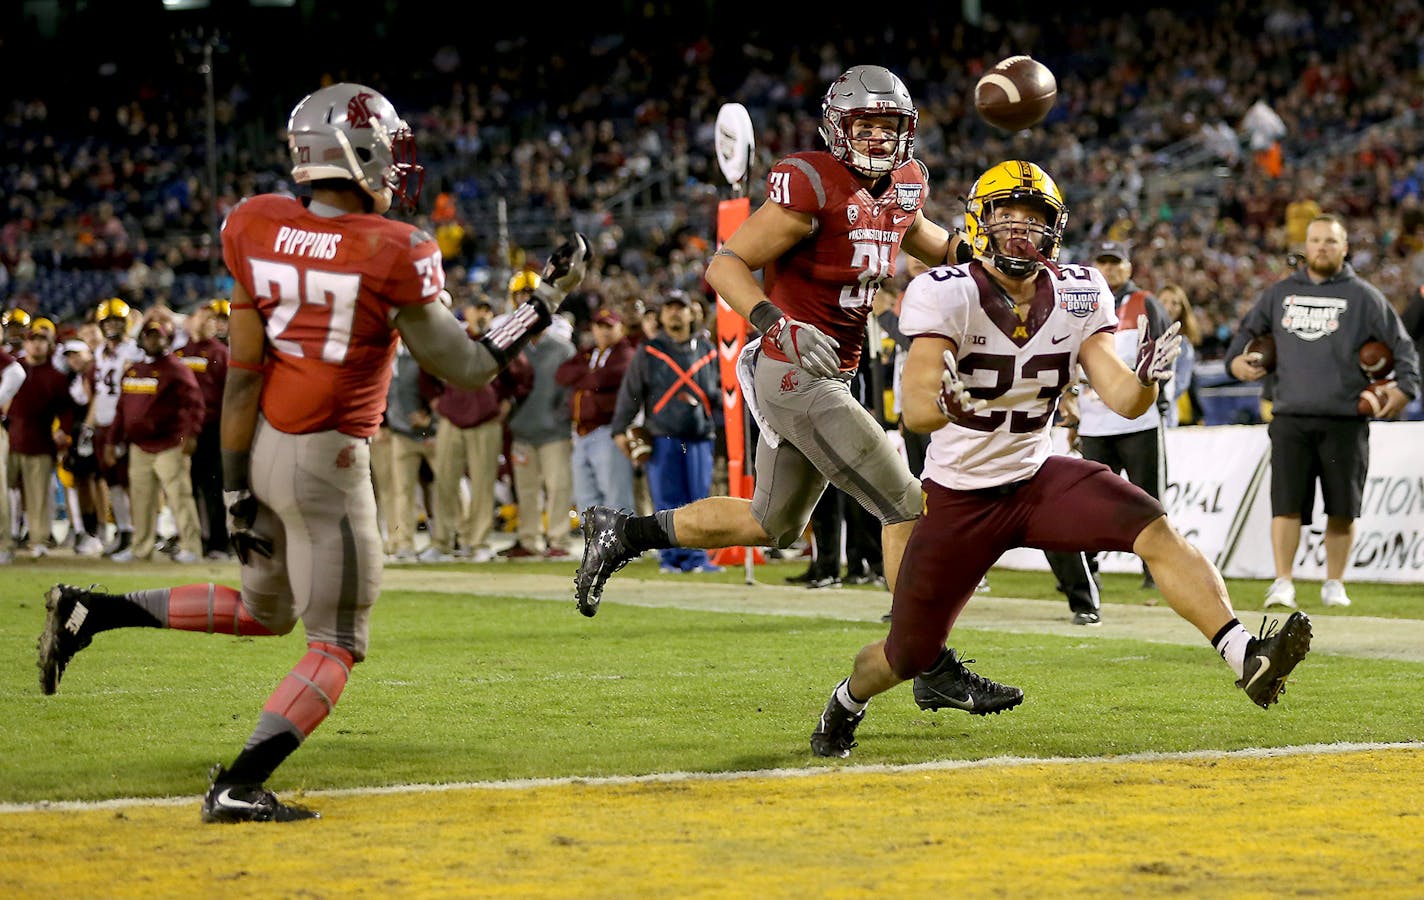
[2,308,31,329]
[96,297,132,340]
[964,160,1068,278]
[508,270,542,295]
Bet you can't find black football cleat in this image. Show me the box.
[573,506,639,617]
[37,584,104,695]
[810,687,865,758]
[912,648,1024,715]
[1238,611,1312,709]
[201,765,320,824]
[784,569,819,585]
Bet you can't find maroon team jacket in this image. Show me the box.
[112,353,205,453]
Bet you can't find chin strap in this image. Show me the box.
[997,235,1062,279]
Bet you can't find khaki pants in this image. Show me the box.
[0,428,9,546]
[129,444,201,559]
[370,428,396,553]
[390,430,438,555]
[510,438,573,552]
[432,418,502,554]
[15,451,54,552]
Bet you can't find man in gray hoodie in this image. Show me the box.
[1228,214,1419,609]
[504,312,576,559]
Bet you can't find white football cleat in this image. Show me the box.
[1320,579,1352,608]
[1263,578,1297,610]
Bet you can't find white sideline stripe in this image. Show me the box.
[4,741,1420,815]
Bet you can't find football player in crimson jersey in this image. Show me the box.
[574,65,1021,714]
[809,161,1314,758]
[37,83,588,822]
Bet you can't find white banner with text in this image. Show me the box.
[993,422,1424,585]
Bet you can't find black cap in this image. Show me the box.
[1095,240,1132,261]
[655,291,692,309]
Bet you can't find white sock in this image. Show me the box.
[834,677,867,713]
[110,487,133,532]
[1214,624,1253,678]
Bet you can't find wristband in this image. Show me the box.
[748,301,785,335]
[221,447,252,493]
[953,231,974,264]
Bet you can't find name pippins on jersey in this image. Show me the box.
[1057,288,1101,318]
[121,376,159,394]
[1280,295,1347,341]
[272,226,343,260]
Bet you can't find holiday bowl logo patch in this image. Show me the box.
[894,182,923,211]
[1057,289,1099,318]
[1280,295,1347,341]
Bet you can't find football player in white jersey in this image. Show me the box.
[811,161,1314,758]
[87,298,146,555]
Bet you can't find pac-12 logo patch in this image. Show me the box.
[846,205,859,226]
[1057,290,1099,318]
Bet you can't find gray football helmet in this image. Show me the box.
[286,83,424,213]
[819,65,918,176]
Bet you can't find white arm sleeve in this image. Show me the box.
[0,361,26,407]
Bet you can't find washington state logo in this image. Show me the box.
[1280,295,1347,341]
[335,444,357,469]
[780,370,798,393]
[346,92,379,129]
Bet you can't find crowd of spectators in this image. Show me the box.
[3,0,1424,364]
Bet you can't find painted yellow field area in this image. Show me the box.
[3,747,1421,898]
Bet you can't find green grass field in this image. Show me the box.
[3,556,1422,805]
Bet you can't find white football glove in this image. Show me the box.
[763,316,841,379]
[1133,315,1183,387]
[532,233,590,315]
[937,349,986,421]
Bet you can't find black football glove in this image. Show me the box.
[224,489,274,564]
[532,233,590,315]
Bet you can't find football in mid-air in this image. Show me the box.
[1245,334,1277,372]
[1358,379,1396,417]
[975,55,1057,131]
[1359,339,1394,377]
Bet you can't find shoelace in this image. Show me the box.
[957,658,995,691]
[1256,617,1283,642]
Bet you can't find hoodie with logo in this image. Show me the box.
[1226,264,1420,416]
